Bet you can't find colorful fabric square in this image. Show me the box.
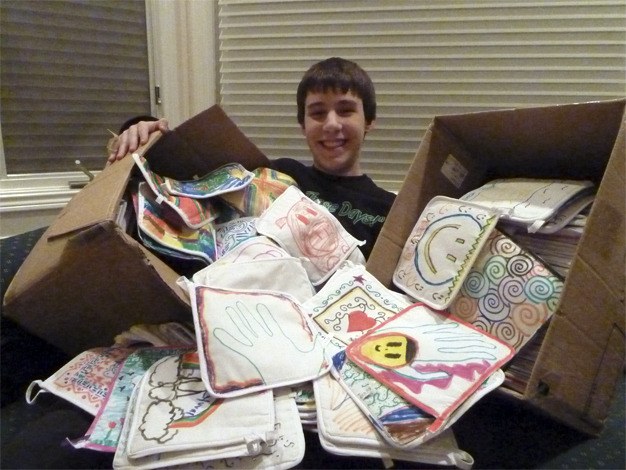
[256,186,365,285]
[219,167,297,216]
[393,196,499,309]
[124,353,275,459]
[304,263,411,346]
[25,347,135,416]
[77,347,192,452]
[132,154,219,229]
[190,285,330,398]
[313,373,475,469]
[214,216,258,258]
[163,162,255,198]
[331,349,436,449]
[448,229,564,351]
[136,183,217,263]
[345,304,514,425]
[460,178,594,233]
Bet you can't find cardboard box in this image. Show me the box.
[367,99,625,435]
[2,106,270,355]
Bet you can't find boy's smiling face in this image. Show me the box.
[302,89,374,177]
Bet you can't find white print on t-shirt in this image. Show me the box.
[305,191,385,227]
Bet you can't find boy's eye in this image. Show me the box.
[337,107,355,116]
[308,109,327,119]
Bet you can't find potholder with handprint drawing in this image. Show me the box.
[345,303,514,426]
[187,284,330,398]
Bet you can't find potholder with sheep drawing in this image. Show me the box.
[123,352,275,460]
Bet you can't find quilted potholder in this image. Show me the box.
[313,372,475,469]
[197,388,306,470]
[125,352,276,459]
[113,379,273,470]
[256,186,365,285]
[190,285,330,398]
[345,303,514,425]
[75,347,193,452]
[136,182,217,263]
[26,347,135,415]
[460,178,594,233]
[163,163,255,198]
[448,229,564,352]
[132,154,219,229]
[393,196,500,309]
[303,262,411,346]
[188,256,315,304]
[214,216,258,259]
[219,167,298,217]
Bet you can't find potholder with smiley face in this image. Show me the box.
[345,304,514,429]
[392,196,500,310]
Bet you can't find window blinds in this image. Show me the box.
[217,0,626,192]
[0,0,151,174]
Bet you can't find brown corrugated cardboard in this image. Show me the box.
[367,99,625,435]
[2,105,270,355]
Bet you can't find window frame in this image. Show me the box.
[0,0,218,237]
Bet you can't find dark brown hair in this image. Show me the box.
[296,57,376,126]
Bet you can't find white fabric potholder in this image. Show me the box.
[189,256,315,304]
[114,381,273,470]
[303,262,411,346]
[124,353,275,459]
[393,195,500,309]
[190,285,330,398]
[25,347,134,416]
[460,178,594,233]
[198,388,306,470]
[313,373,475,470]
[256,186,365,285]
[207,235,290,266]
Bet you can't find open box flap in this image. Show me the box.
[435,99,626,182]
[145,105,271,180]
[46,132,163,240]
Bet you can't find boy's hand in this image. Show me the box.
[107,118,169,163]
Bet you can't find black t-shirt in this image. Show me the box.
[270,158,396,259]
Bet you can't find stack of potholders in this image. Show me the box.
[299,263,482,465]
[459,178,595,235]
[460,177,594,279]
[130,154,297,270]
[393,179,590,393]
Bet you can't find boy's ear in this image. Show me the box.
[365,119,376,134]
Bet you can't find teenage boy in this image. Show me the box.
[109,57,395,258]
